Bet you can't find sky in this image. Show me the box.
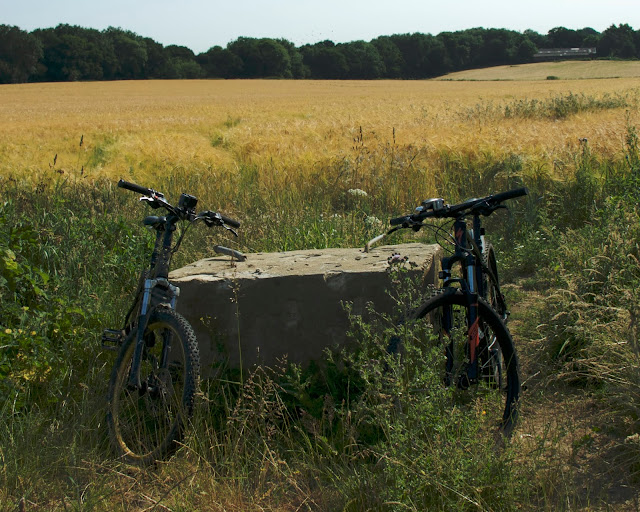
[2,0,639,54]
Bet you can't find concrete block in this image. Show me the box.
[169,243,441,375]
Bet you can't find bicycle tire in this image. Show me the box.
[107,307,200,465]
[479,243,506,387]
[413,288,519,434]
[482,243,505,318]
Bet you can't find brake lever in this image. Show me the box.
[223,224,239,237]
[140,196,163,209]
[202,217,237,236]
[485,204,508,216]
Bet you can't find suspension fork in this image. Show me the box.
[440,219,481,384]
[461,218,481,382]
[128,280,155,390]
[127,216,178,391]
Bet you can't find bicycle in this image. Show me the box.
[374,187,528,434]
[102,179,243,465]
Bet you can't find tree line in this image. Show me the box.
[1,23,639,84]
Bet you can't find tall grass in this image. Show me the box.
[1,84,639,508]
[462,91,635,121]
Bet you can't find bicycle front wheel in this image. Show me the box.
[107,307,200,465]
[415,288,520,434]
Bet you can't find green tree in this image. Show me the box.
[523,29,546,49]
[104,27,148,79]
[0,25,43,83]
[371,36,404,78]
[437,30,486,71]
[515,37,538,62]
[197,46,242,78]
[547,26,581,47]
[257,38,291,77]
[300,41,349,79]
[141,37,168,78]
[576,27,600,47]
[276,38,308,78]
[389,33,432,78]
[337,40,385,79]
[389,33,446,78]
[227,37,294,78]
[33,25,116,81]
[599,24,637,58]
[161,45,202,78]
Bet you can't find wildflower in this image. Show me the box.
[364,215,383,229]
[4,328,11,334]
[347,188,368,198]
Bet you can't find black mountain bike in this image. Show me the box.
[103,179,242,465]
[383,187,528,434]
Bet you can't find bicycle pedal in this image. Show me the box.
[457,374,478,390]
[102,329,124,351]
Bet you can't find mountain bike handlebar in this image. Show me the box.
[200,211,241,228]
[118,179,157,197]
[117,179,240,228]
[390,187,528,227]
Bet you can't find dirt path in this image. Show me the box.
[506,283,639,511]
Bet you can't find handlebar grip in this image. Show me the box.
[220,214,240,228]
[390,215,410,226]
[118,179,152,196]
[492,187,529,204]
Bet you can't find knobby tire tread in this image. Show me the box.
[107,307,200,465]
[414,288,520,433]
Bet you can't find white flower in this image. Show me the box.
[347,188,368,198]
[365,215,383,228]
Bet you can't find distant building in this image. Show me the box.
[534,48,597,61]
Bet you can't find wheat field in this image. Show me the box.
[1,78,638,190]
[2,74,640,510]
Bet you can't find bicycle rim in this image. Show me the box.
[416,289,519,434]
[107,308,199,464]
[478,243,507,388]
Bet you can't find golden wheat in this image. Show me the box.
[0,78,638,188]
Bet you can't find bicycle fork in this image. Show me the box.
[127,278,179,391]
[441,220,481,389]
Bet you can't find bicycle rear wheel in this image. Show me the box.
[479,243,507,386]
[107,307,200,465]
[482,242,506,319]
[414,288,519,434]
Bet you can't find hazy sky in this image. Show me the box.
[2,0,638,54]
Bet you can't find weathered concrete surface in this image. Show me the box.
[169,243,441,375]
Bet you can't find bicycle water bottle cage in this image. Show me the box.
[143,216,166,229]
[416,198,445,213]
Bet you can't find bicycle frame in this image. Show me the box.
[438,216,486,382]
[127,213,182,389]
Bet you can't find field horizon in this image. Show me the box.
[436,59,640,81]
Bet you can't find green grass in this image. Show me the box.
[461,90,634,122]
[1,121,640,510]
